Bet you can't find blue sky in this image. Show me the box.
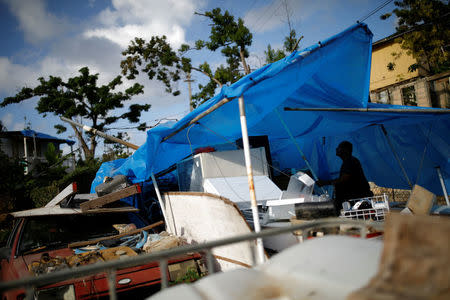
[0,0,398,154]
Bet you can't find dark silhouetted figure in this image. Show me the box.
[317,141,372,210]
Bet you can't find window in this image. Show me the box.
[377,90,391,104]
[402,86,417,106]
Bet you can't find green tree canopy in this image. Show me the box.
[381,0,450,74]
[121,8,253,109]
[1,67,149,158]
[265,29,303,64]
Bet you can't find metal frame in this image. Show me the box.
[0,218,384,299]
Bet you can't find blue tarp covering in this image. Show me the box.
[92,23,450,196]
[21,130,75,145]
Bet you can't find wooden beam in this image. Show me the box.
[45,182,77,207]
[80,185,141,212]
[82,207,139,214]
[68,220,164,248]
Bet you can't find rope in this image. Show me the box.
[358,0,393,22]
[274,108,325,193]
[414,121,436,186]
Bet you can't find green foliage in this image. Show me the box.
[1,67,149,158]
[170,267,203,285]
[265,45,287,64]
[121,36,185,96]
[0,120,6,132]
[103,131,132,159]
[121,8,254,109]
[387,62,396,71]
[264,29,302,64]
[0,151,26,212]
[381,0,450,74]
[29,182,60,208]
[59,158,101,193]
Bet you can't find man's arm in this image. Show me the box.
[316,173,351,187]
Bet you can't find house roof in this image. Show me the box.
[372,31,408,49]
[0,129,75,145]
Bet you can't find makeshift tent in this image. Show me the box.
[92,23,450,196]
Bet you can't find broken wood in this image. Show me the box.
[68,220,164,248]
[45,182,77,207]
[80,184,141,212]
[83,207,138,214]
[214,255,252,268]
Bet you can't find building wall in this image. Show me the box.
[370,42,420,91]
[0,138,13,157]
[370,39,450,108]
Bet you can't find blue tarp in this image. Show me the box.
[92,23,450,196]
[21,130,75,145]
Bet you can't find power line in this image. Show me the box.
[358,0,393,22]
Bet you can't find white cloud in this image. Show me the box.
[1,0,206,144]
[84,0,204,48]
[0,57,39,95]
[2,0,68,44]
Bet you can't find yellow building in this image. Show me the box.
[369,34,450,108]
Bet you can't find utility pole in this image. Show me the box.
[185,73,194,111]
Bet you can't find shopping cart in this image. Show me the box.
[340,194,390,221]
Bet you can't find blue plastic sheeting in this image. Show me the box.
[92,23,450,196]
[21,129,75,145]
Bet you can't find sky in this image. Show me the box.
[0,0,398,155]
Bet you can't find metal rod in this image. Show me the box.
[274,108,325,193]
[151,173,172,233]
[284,107,450,113]
[23,136,28,175]
[436,167,450,206]
[0,218,382,293]
[60,116,139,150]
[107,270,117,300]
[161,97,235,142]
[238,96,265,265]
[159,259,168,289]
[206,249,215,274]
[25,285,34,300]
[381,125,413,189]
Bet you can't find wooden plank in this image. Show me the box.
[68,220,164,248]
[45,182,77,207]
[83,207,139,214]
[407,184,436,215]
[214,255,252,268]
[80,184,141,212]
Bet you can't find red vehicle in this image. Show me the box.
[0,207,203,299]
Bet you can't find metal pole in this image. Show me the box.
[238,96,265,265]
[23,136,28,175]
[32,132,37,158]
[106,270,117,300]
[60,116,139,150]
[381,125,413,189]
[284,107,450,113]
[159,259,168,289]
[151,172,172,234]
[436,167,450,206]
[185,73,194,112]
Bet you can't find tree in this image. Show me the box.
[121,8,253,109]
[381,0,450,74]
[264,30,303,64]
[1,67,149,158]
[265,0,303,64]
